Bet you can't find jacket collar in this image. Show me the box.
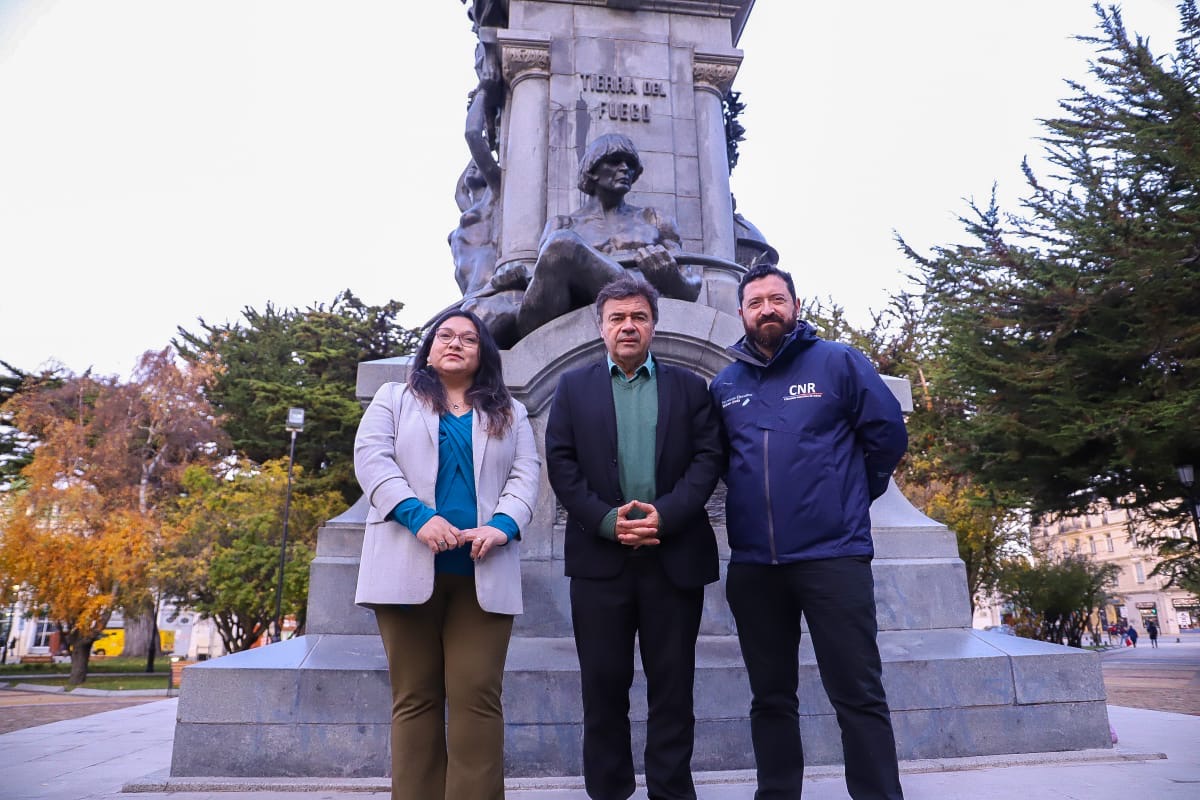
[727,321,818,368]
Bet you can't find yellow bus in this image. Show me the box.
[92,628,176,656]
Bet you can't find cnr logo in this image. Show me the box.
[788,383,817,396]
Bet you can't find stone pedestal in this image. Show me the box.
[170,302,1111,778]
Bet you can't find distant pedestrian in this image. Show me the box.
[1127,626,1139,648]
[1146,620,1159,648]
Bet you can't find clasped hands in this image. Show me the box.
[615,499,661,548]
[416,516,507,561]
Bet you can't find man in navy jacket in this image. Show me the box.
[710,264,907,800]
[547,275,723,800]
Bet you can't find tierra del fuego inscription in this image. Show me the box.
[579,72,667,123]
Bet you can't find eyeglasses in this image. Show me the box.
[434,328,480,348]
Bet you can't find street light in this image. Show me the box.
[272,407,305,644]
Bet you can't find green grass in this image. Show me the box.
[14,674,170,691]
[0,656,170,675]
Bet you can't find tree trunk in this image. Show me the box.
[121,603,159,660]
[67,641,91,686]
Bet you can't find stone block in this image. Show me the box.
[306,556,376,635]
[673,115,698,155]
[872,524,960,560]
[505,723,583,776]
[892,701,1111,761]
[631,150,676,193]
[510,1,574,34]
[572,35,618,73]
[675,195,703,242]
[668,13,738,48]
[674,153,700,197]
[355,356,410,405]
[573,5,669,42]
[670,48,698,118]
[614,39,670,77]
[171,722,389,778]
[873,558,973,630]
[513,559,573,636]
[548,29,574,73]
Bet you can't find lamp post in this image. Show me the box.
[272,407,305,643]
[1178,464,1200,541]
[1177,464,1200,633]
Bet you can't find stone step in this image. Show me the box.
[171,629,1108,777]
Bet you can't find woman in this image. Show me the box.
[354,310,540,800]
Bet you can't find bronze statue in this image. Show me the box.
[494,134,702,337]
[446,41,522,347]
[458,0,508,31]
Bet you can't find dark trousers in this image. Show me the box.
[727,557,903,800]
[571,551,705,800]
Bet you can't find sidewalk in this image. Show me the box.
[2,699,1198,799]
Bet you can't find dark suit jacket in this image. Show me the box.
[545,358,723,588]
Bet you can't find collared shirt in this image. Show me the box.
[599,353,658,540]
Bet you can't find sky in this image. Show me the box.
[0,0,1186,379]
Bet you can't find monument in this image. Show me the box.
[169,0,1111,781]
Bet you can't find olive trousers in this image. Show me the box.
[374,573,514,800]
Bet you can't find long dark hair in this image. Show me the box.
[409,309,514,437]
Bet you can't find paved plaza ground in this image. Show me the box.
[1,637,1198,799]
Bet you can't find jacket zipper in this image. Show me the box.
[763,428,778,564]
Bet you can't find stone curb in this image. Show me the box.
[1,681,172,697]
[123,748,1165,794]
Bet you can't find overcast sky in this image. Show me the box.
[0,0,1184,378]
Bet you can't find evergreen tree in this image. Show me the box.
[802,295,1026,613]
[0,361,61,489]
[903,3,1200,522]
[174,290,421,505]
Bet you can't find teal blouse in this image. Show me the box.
[389,410,518,575]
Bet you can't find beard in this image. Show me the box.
[746,311,798,354]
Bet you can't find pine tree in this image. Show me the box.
[903,2,1200,520]
[174,290,421,505]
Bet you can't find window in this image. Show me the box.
[32,619,55,649]
[1073,539,1081,553]
[1106,535,1114,553]
[1135,563,1145,583]
[1089,536,1097,555]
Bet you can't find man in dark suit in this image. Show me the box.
[546,274,723,800]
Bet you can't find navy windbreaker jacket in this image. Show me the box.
[709,322,907,565]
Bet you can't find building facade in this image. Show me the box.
[1032,506,1199,636]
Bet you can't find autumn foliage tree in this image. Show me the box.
[0,351,223,683]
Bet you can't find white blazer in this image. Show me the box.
[353,381,540,614]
